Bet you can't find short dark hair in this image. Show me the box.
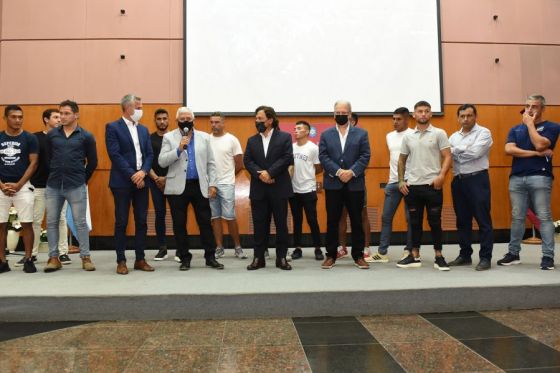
[210,111,225,120]
[393,107,410,116]
[59,99,79,113]
[42,108,60,124]
[456,104,477,116]
[295,120,311,131]
[4,105,23,117]
[351,113,359,124]
[414,101,431,110]
[154,108,168,118]
[255,105,279,128]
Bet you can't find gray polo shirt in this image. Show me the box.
[400,124,450,185]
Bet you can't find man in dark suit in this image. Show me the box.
[244,105,293,270]
[105,94,154,275]
[319,100,371,270]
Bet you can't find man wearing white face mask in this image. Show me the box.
[105,94,154,275]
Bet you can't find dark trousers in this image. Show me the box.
[148,178,167,246]
[289,191,322,248]
[111,186,149,262]
[325,186,365,261]
[167,180,215,261]
[251,194,289,260]
[404,185,443,252]
[451,171,493,260]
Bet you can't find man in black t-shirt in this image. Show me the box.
[148,109,171,261]
[0,105,39,273]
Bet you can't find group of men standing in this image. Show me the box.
[0,94,557,274]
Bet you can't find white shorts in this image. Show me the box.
[0,181,35,223]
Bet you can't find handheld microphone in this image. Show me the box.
[180,127,189,149]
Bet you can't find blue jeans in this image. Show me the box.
[46,184,90,258]
[379,182,412,254]
[508,175,555,258]
[148,179,167,246]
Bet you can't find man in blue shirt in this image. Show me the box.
[499,95,559,270]
[44,100,97,273]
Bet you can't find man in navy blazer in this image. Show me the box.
[105,94,154,274]
[319,100,371,269]
[244,105,294,270]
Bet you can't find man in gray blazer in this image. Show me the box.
[158,107,224,271]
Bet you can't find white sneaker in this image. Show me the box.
[215,247,225,258]
[369,252,389,263]
[234,247,247,259]
[174,256,181,263]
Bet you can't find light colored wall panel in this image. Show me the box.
[169,40,183,103]
[169,0,184,39]
[1,0,86,40]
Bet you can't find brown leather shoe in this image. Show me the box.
[81,256,96,271]
[44,257,62,273]
[354,257,370,269]
[247,257,266,270]
[134,259,155,272]
[116,261,129,275]
[321,257,335,269]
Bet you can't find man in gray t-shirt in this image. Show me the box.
[397,101,452,271]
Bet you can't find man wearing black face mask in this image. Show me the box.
[158,107,223,271]
[319,100,371,270]
[244,105,294,270]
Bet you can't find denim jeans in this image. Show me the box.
[379,182,413,254]
[148,179,167,246]
[404,185,443,252]
[46,184,90,258]
[508,175,555,258]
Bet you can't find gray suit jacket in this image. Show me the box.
[158,128,216,197]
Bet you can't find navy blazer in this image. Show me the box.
[243,129,294,200]
[319,125,370,191]
[105,118,153,188]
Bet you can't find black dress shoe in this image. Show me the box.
[179,258,191,271]
[448,256,472,266]
[291,248,303,260]
[314,249,325,261]
[476,258,491,271]
[206,258,224,270]
[276,257,292,271]
[247,258,265,270]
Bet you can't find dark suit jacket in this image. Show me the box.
[105,118,153,188]
[319,125,370,191]
[243,128,293,200]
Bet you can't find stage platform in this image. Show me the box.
[0,243,558,322]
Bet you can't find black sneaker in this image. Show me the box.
[448,256,472,266]
[541,256,555,270]
[0,260,11,273]
[14,257,26,267]
[154,249,168,261]
[434,256,450,271]
[59,254,72,265]
[23,258,37,273]
[291,248,303,260]
[497,253,521,266]
[264,248,269,258]
[396,254,422,268]
[206,258,224,270]
[314,248,324,261]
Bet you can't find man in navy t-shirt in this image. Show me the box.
[0,105,39,274]
[499,95,559,270]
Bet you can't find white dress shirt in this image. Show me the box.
[449,123,493,176]
[122,116,142,170]
[260,128,274,157]
[336,124,349,152]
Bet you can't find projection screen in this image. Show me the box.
[184,0,443,115]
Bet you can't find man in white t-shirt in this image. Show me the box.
[208,112,246,259]
[289,121,324,260]
[371,107,414,263]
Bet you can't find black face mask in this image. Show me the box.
[335,115,349,126]
[178,120,194,132]
[255,121,267,133]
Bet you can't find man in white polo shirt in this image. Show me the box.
[397,100,452,271]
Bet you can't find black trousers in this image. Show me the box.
[404,185,443,252]
[325,186,365,261]
[289,191,322,248]
[167,180,215,261]
[251,195,289,260]
[111,186,148,262]
[451,171,493,260]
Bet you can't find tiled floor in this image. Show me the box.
[1,309,560,372]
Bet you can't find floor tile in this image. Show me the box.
[0,321,90,342]
[73,349,138,373]
[293,316,357,324]
[0,349,78,372]
[295,321,376,346]
[218,345,311,373]
[123,346,221,373]
[304,344,404,373]
[424,315,523,340]
[383,339,501,373]
[141,320,225,349]
[420,311,481,320]
[0,326,85,351]
[463,336,560,371]
[223,319,300,347]
[359,315,449,343]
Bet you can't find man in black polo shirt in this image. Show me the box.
[44,100,98,273]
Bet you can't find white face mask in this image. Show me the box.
[131,109,143,123]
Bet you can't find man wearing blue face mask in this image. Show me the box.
[106,94,154,275]
[159,107,223,271]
